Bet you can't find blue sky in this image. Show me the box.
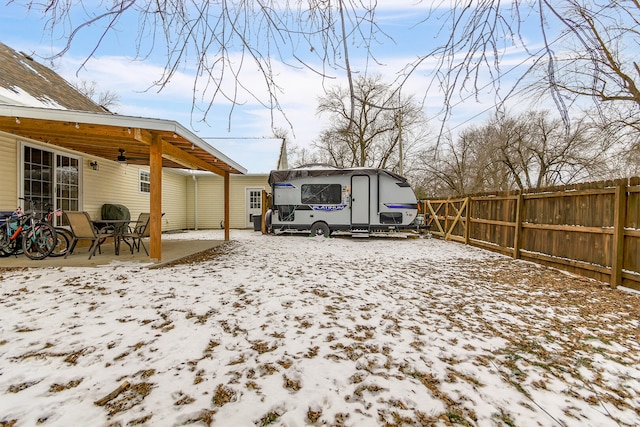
[0,1,544,173]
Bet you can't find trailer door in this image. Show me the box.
[351,175,370,226]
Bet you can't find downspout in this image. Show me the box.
[192,173,199,230]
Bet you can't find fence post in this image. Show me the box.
[611,183,627,288]
[464,197,471,245]
[445,200,450,241]
[513,194,524,259]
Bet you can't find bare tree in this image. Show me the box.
[313,75,426,171]
[399,1,640,138]
[492,111,611,189]
[12,0,639,139]
[422,110,614,196]
[417,125,514,197]
[542,1,640,107]
[286,143,323,169]
[16,0,389,129]
[419,134,474,197]
[72,80,120,110]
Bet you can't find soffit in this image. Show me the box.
[0,106,246,175]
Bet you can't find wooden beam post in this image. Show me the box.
[261,190,268,234]
[150,134,163,261]
[224,171,230,241]
[611,183,627,288]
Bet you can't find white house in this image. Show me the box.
[0,42,271,259]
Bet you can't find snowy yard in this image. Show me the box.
[1,230,639,427]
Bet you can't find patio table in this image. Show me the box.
[91,219,140,255]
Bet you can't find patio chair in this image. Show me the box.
[64,211,112,259]
[119,212,150,256]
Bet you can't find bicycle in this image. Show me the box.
[40,203,71,257]
[0,205,57,260]
[0,209,23,257]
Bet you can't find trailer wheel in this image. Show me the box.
[310,222,330,237]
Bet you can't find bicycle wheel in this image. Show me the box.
[0,227,10,257]
[49,227,71,257]
[0,226,22,256]
[23,223,56,260]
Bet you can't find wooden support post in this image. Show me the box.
[261,190,268,234]
[149,134,163,261]
[224,171,230,241]
[513,194,524,259]
[611,184,627,288]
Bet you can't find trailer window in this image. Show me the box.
[301,184,342,204]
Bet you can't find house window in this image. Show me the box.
[139,170,151,193]
[301,184,341,204]
[249,190,261,209]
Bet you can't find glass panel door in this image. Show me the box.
[56,155,79,213]
[23,145,80,224]
[23,145,53,212]
[246,188,262,227]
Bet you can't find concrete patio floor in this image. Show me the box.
[0,238,227,269]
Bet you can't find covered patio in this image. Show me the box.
[0,237,226,268]
[0,104,246,262]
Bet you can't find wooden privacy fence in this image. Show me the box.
[423,177,640,290]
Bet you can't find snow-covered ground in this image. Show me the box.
[1,230,639,426]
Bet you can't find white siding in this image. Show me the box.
[188,175,224,229]
[187,174,269,229]
[161,170,189,231]
[0,133,18,210]
[0,133,195,231]
[83,159,148,220]
[83,161,189,231]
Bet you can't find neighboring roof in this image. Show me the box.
[0,104,247,175]
[268,165,407,185]
[0,42,105,112]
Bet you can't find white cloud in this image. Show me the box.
[1,0,549,172]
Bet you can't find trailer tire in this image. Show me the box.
[310,222,330,237]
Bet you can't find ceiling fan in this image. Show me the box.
[117,148,148,163]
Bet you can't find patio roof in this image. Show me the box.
[0,104,246,261]
[0,104,247,175]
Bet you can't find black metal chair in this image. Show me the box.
[119,212,150,255]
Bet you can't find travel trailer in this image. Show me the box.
[266,165,419,236]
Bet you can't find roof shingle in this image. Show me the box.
[0,42,106,112]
